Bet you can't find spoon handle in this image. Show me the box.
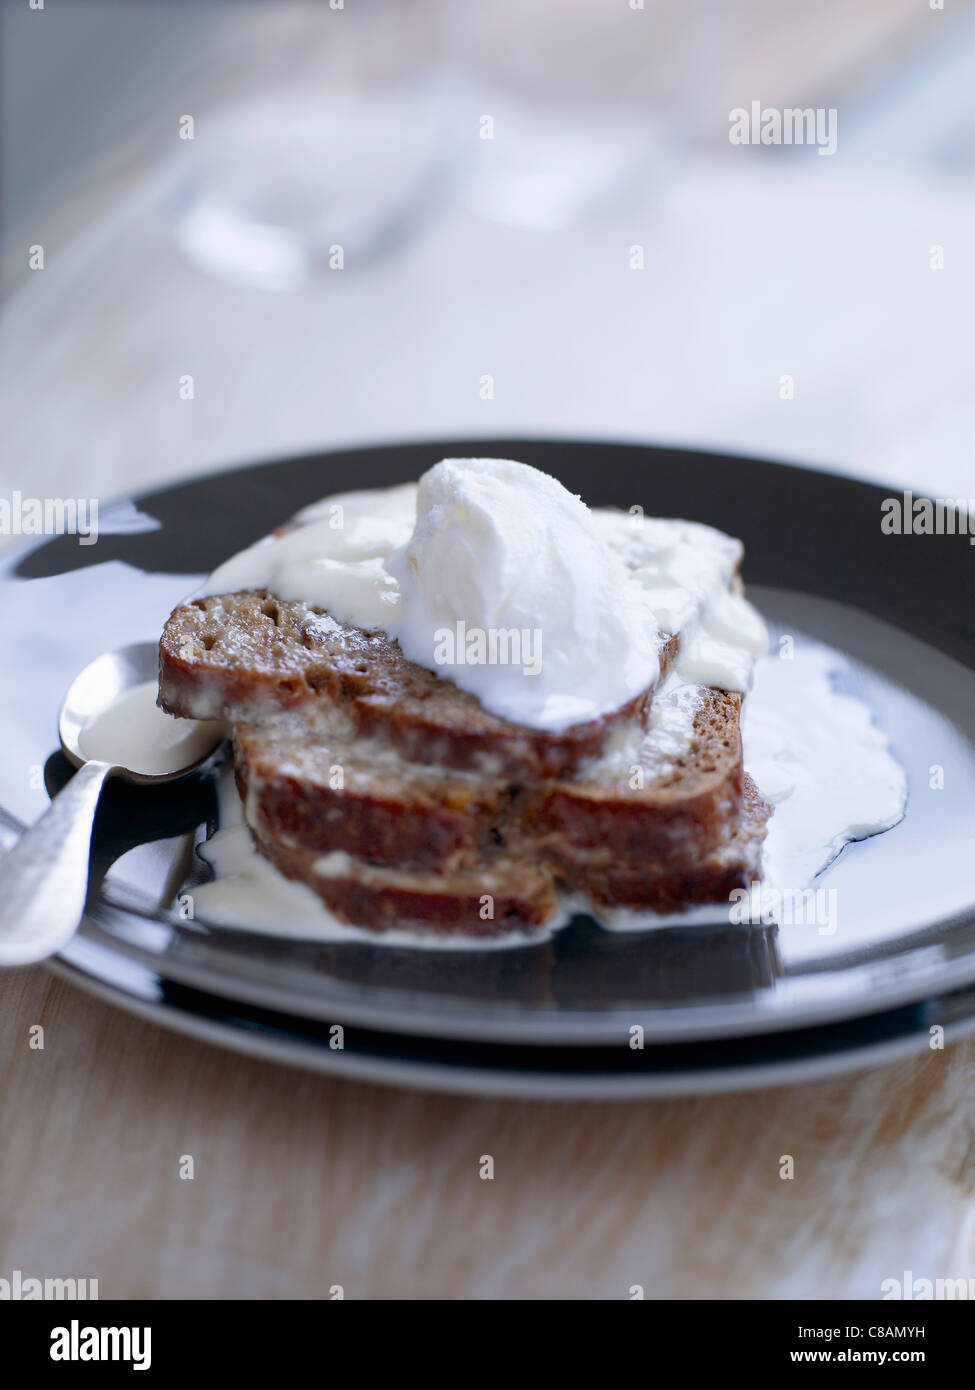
[0,761,116,966]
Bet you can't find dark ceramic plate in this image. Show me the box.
[2,440,974,1082]
[45,932,975,1099]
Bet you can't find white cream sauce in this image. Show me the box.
[79,679,226,777]
[743,642,907,897]
[599,641,907,934]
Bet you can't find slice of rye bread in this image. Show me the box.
[231,686,748,875]
[159,590,679,780]
[251,828,560,934]
[247,778,766,934]
[571,775,768,913]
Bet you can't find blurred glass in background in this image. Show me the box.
[173,1,461,288]
[443,0,696,230]
[3,0,971,288]
[170,0,701,284]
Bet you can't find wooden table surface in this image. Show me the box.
[2,0,974,1301]
[2,965,973,1299]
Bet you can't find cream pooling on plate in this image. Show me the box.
[79,680,225,776]
[202,457,767,730]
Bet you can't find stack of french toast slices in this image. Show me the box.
[159,545,770,937]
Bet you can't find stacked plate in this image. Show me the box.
[3,440,974,1097]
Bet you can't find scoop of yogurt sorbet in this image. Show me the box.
[197,456,764,733]
[385,458,660,729]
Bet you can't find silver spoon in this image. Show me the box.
[0,642,225,967]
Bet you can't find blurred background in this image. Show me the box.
[1,0,973,530]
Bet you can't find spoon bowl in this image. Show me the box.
[0,641,226,966]
[59,641,222,782]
